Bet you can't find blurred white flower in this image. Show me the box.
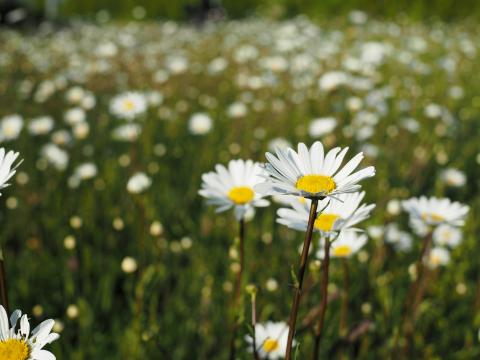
[0,114,23,141]
[319,71,349,92]
[188,113,212,135]
[385,223,412,251]
[65,86,86,104]
[227,102,248,118]
[112,124,142,142]
[425,247,450,269]
[402,196,469,234]
[308,117,337,138]
[41,144,69,170]
[28,116,54,136]
[64,107,86,125]
[110,92,147,120]
[433,224,462,248]
[127,172,152,194]
[74,163,98,181]
[440,168,466,187]
[121,257,138,273]
[268,138,291,152]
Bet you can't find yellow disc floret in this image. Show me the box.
[123,99,136,111]
[262,338,279,353]
[332,245,352,257]
[421,212,445,223]
[228,186,255,205]
[0,339,30,360]
[296,175,336,195]
[314,214,340,232]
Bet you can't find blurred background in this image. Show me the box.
[2,0,480,23]
[1,0,480,359]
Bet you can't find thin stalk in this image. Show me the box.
[312,236,331,360]
[338,259,350,360]
[0,248,9,314]
[229,218,245,360]
[398,231,433,355]
[251,288,260,360]
[285,198,319,360]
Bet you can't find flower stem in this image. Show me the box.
[285,198,319,360]
[0,247,9,314]
[312,235,331,360]
[338,259,350,359]
[250,288,260,360]
[229,218,245,360]
[399,231,433,355]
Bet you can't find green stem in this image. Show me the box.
[285,198,319,360]
[0,248,10,314]
[312,235,331,360]
[229,218,245,360]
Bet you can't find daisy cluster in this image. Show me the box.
[0,13,478,358]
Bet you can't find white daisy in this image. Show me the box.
[440,168,466,187]
[425,247,450,269]
[109,92,147,120]
[199,159,270,220]
[0,148,21,195]
[73,163,97,181]
[317,230,368,259]
[41,144,69,171]
[277,192,375,236]
[0,305,59,360]
[245,321,290,360]
[402,196,469,234]
[188,113,213,135]
[0,115,24,142]
[433,224,462,248]
[112,124,142,142]
[27,117,54,136]
[127,172,152,194]
[255,142,375,199]
[384,223,413,252]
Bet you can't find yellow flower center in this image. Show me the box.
[262,338,279,353]
[228,186,254,205]
[123,100,136,111]
[4,124,17,137]
[314,214,340,232]
[332,245,352,257]
[296,175,336,195]
[0,339,30,360]
[422,212,445,223]
[430,255,441,266]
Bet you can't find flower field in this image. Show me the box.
[0,14,480,359]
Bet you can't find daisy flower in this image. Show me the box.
[199,159,269,220]
[402,196,469,234]
[0,305,59,360]
[433,224,462,248]
[127,172,152,194]
[425,247,450,269]
[245,321,290,359]
[0,148,21,195]
[255,142,375,199]
[109,92,147,120]
[277,192,375,236]
[317,230,368,259]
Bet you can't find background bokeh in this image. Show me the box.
[1,0,480,359]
